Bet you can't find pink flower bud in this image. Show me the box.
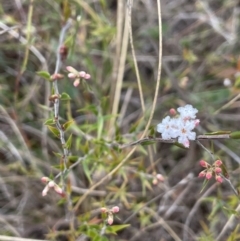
[54,185,62,193]
[79,71,86,78]
[101,207,107,213]
[112,206,120,213]
[41,177,49,183]
[73,79,80,87]
[48,181,55,188]
[215,167,222,174]
[68,73,76,79]
[183,140,190,148]
[214,160,222,166]
[206,171,212,180]
[199,160,208,168]
[107,214,113,225]
[84,73,91,79]
[216,175,223,183]
[169,108,177,116]
[66,66,78,75]
[152,178,158,185]
[156,174,164,182]
[198,171,206,178]
[42,185,50,196]
[195,119,200,127]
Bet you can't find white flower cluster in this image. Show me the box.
[157,105,200,148]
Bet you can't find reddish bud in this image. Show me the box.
[101,207,107,213]
[107,213,113,225]
[198,171,206,178]
[156,174,164,182]
[51,73,64,80]
[41,177,49,183]
[215,167,222,174]
[214,160,222,166]
[169,108,177,116]
[73,79,80,87]
[199,160,208,168]
[112,206,120,213]
[152,178,158,185]
[206,172,212,180]
[195,119,200,127]
[216,175,223,183]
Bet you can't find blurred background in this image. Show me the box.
[1,0,240,240]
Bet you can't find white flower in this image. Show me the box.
[177,120,196,147]
[157,105,199,148]
[177,104,198,119]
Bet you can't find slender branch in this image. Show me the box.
[111,134,231,149]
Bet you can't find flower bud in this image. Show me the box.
[107,213,113,225]
[68,73,76,79]
[111,206,120,213]
[214,160,222,166]
[101,207,107,213]
[54,185,63,194]
[198,171,206,178]
[156,174,164,182]
[194,119,200,127]
[42,185,50,196]
[199,160,208,168]
[66,66,79,75]
[84,73,91,79]
[169,108,177,116]
[41,177,49,183]
[206,171,212,180]
[216,175,223,183]
[215,167,222,174]
[48,181,55,188]
[79,71,86,78]
[152,178,158,185]
[73,79,80,87]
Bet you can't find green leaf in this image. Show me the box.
[140,140,156,146]
[221,162,229,179]
[205,130,231,135]
[230,131,240,139]
[97,115,104,139]
[65,134,72,149]
[36,71,51,81]
[47,126,60,138]
[44,118,55,125]
[52,152,62,158]
[106,224,130,234]
[68,156,79,163]
[63,119,74,131]
[200,178,209,193]
[60,92,71,100]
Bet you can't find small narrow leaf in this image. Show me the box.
[60,92,71,100]
[200,178,209,193]
[205,130,231,135]
[106,224,130,234]
[65,134,72,149]
[63,119,74,131]
[36,71,51,81]
[97,115,104,139]
[44,118,55,125]
[47,126,60,138]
